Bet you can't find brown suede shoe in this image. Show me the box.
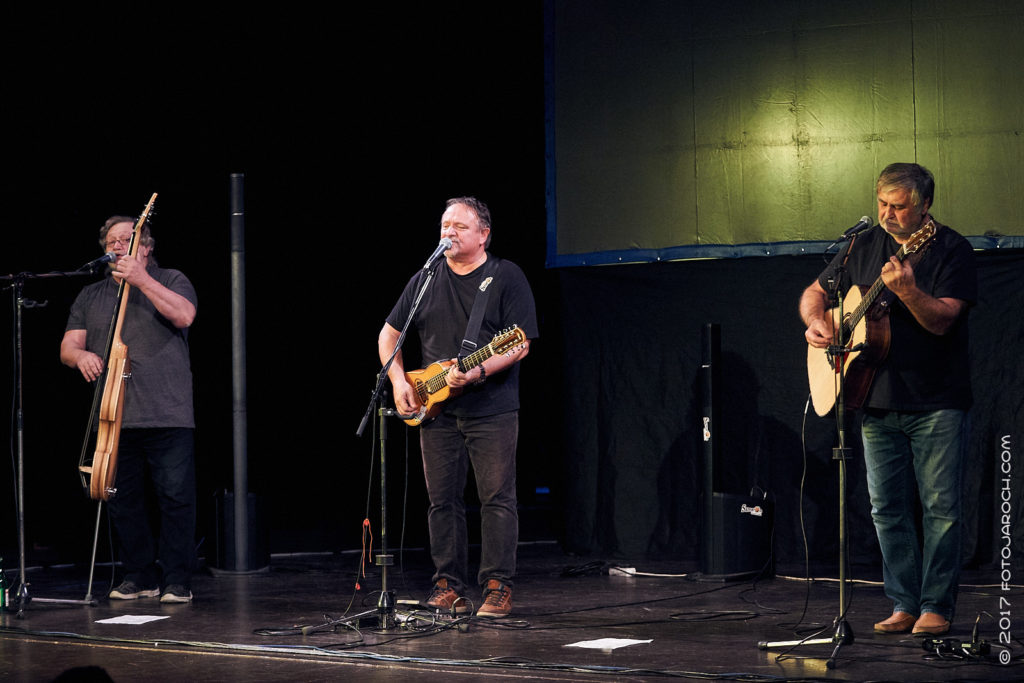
[873,611,917,634]
[912,612,950,636]
[424,579,470,614]
[476,579,512,618]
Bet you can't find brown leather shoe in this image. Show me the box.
[873,611,917,633]
[912,612,950,636]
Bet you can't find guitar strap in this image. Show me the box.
[458,255,499,364]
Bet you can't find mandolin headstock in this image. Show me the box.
[492,325,526,355]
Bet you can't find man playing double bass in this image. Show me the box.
[60,215,198,603]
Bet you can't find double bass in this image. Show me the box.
[78,194,157,500]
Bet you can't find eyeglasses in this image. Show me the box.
[105,235,134,248]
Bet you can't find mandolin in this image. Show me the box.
[78,193,158,500]
[402,325,526,426]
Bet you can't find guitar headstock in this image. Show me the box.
[136,192,158,226]
[492,325,527,355]
[904,220,936,255]
[128,193,159,257]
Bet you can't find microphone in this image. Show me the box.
[422,238,453,270]
[79,252,117,272]
[839,216,873,240]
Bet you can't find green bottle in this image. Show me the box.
[0,556,8,611]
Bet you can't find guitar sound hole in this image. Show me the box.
[837,324,853,348]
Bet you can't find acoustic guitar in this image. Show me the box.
[806,221,936,416]
[403,325,526,426]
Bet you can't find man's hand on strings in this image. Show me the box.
[880,256,916,298]
[805,318,835,349]
[391,376,421,417]
[446,359,483,389]
[112,253,152,287]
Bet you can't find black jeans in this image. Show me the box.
[107,427,196,589]
[419,411,519,593]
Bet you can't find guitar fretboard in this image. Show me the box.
[423,344,497,393]
[842,221,934,336]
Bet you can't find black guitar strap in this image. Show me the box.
[458,256,499,366]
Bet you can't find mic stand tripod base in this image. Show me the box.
[377,589,396,630]
[374,551,395,629]
[758,617,855,670]
[19,593,98,608]
[321,596,436,633]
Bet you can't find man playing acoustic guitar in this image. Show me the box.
[378,196,537,618]
[799,163,976,637]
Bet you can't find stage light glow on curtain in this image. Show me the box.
[545,0,1024,267]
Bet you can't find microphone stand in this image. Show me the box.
[354,263,437,630]
[759,253,856,668]
[2,264,107,615]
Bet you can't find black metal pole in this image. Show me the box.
[230,173,249,571]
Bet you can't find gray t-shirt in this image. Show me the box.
[66,265,197,428]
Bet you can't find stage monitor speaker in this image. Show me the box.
[700,492,774,580]
[698,322,774,581]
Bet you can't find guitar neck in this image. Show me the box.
[457,343,496,373]
[843,242,913,333]
[420,343,497,395]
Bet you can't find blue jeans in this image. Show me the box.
[419,411,519,593]
[862,409,966,620]
[107,428,197,589]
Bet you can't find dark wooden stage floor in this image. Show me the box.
[1,542,1020,681]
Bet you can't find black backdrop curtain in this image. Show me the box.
[554,250,1024,573]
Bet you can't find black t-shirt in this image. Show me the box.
[386,254,538,417]
[817,221,976,411]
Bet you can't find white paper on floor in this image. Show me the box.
[565,638,653,651]
[95,615,171,625]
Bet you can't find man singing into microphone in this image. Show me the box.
[61,214,198,604]
[378,196,538,618]
[799,163,976,636]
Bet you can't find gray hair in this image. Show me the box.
[877,163,935,211]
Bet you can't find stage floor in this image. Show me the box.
[1,542,1019,681]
